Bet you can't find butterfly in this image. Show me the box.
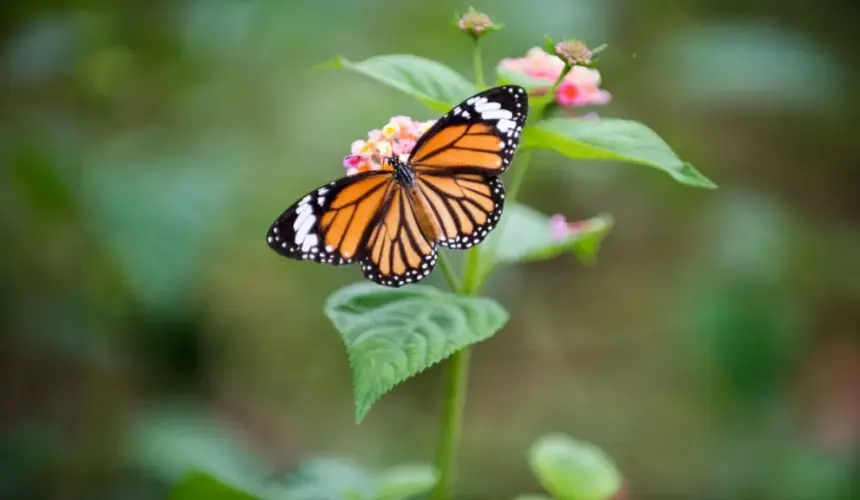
[266,85,528,287]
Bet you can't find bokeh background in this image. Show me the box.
[2,0,859,498]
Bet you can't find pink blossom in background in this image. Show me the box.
[499,47,611,108]
[342,116,436,176]
[549,214,591,240]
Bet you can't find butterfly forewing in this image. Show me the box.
[409,85,528,175]
[266,172,393,265]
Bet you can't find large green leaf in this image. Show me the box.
[323,55,477,113]
[482,203,612,265]
[325,284,509,422]
[522,117,716,188]
[528,434,621,500]
[170,471,259,500]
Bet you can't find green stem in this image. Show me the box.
[436,251,461,292]
[537,62,572,121]
[432,346,470,499]
[472,42,485,89]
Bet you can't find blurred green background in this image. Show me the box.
[2,0,859,498]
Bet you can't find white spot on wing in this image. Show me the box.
[301,233,318,252]
[482,109,513,120]
[474,101,501,113]
[294,212,315,244]
[497,119,516,132]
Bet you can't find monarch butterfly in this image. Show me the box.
[266,85,528,287]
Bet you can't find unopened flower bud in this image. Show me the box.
[554,40,593,66]
[455,8,501,39]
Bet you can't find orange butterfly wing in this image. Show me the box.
[267,172,393,265]
[360,185,438,287]
[410,85,528,175]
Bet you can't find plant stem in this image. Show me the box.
[432,346,470,499]
[472,42,485,89]
[436,251,461,292]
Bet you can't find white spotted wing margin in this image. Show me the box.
[266,171,388,266]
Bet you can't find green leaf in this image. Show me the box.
[128,406,266,493]
[512,495,554,500]
[323,55,477,113]
[528,433,621,500]
[522,117,717,188]
[482,203,612,265]
[281,458,375,500]
[170,471,259,500]
[325,283,509,422]
[375,464,439,500]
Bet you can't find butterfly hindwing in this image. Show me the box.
[409,85,528,175]
[266,171,392,265]
[360,186,438,287]
[417,173,505,250]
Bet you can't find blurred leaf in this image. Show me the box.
[170,471,258,500]
[528,433,621,500]
[128,407,266,494]
[522,118,716,188]
[281,458,375,500]
[82,138,241,314]
[324,283,509,422]
[375,464,439,500]
[322,55,477,113]
[483,203,612,265]
[512,495,553,500]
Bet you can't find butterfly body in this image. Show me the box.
[267,85,528,287]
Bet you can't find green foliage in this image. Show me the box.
[325,284,509,422]
[522,118,716,188]
[281,458,376,499]
[374,464,440,500]
[129,407,267,494]
[324,55,477,112]
[280,459,438,500]
[527,434,621,500]
[170,471,258,500]
[483,203,613,265]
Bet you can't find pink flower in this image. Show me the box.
[498,47,611,108]
[549,214,591,240]
[343,116,437,176]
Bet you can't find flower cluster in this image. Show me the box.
[343,116,436,175]
[499,47,611,108]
